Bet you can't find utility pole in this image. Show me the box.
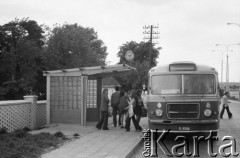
[143,25,159,70]
[216,43,240,83]
[212,50,224,83]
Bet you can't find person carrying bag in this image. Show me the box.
[125,90,142,132]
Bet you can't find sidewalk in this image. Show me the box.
[31,117,148,158]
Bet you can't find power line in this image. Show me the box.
[143,25,159,45]
[143,25,159,70]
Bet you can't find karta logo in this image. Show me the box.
[142,129,239,157]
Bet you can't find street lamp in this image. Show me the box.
[227,23,240,27]
[212,50,224,82]
[216,43,240,83]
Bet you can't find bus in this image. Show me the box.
[147,61,220,135]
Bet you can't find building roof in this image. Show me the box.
[43,64,136,80]
[219,82,240,91]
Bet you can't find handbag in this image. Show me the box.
[108,106,113,117]
[128,104,134,118]
[141,107,148,117]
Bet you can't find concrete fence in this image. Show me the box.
[0,95,47,132]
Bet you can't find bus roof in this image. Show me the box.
[149,61,218,74]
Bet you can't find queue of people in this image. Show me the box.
[96,86,147,132]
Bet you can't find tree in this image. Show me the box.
[45,23,107,70]
[117,41,159,67]
[0,18,46,100]
[114,41,160,90]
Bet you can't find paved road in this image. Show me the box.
[133,101,240,158]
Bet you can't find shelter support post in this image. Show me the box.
[96,78,102,120]
[81,76,88,125]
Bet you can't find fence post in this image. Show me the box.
[24,95,38,130]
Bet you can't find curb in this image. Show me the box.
[125,138,143,158]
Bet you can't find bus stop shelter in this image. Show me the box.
[43,64,135,125]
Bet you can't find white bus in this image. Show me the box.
[147,61,220,135]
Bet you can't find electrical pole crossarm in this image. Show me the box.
[143,25,160,70]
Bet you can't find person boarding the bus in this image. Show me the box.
[111,86,121,127]
[220,91,232,119]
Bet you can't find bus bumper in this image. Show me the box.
[148,119,219,132]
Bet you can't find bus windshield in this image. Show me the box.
[151,75,182,94]
[184,74,215,94]
[151,74,215,95]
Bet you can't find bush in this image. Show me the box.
[12,129,29,138]
[0,80,30,100]
[22,127,31,132]
[73,133,80,137]
[0,127,8,135]
[0,131,66,158]
[229,96,237,100]
[54,131,65,138]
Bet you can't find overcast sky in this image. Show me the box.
[0,0,240,82]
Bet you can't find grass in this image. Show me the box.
[0,128,68,158]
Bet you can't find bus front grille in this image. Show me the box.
[167,103,199,119]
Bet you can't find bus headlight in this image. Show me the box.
[156,109,163,117]
[204,109,212,117]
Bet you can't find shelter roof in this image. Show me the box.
[102,77,119,86]
[43,64,136,80]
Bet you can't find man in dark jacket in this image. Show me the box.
[119,91,129,128]
[111,86,121,127]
